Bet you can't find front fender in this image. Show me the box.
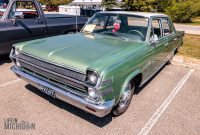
[117,69,142,103]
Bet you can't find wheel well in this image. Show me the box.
[130,73,142,89]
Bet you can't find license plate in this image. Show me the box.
[38,85,55,98]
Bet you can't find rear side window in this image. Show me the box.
[162,18,174,36]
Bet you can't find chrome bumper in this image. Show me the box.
[11,66,115,117]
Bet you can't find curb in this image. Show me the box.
[172,55,200,70]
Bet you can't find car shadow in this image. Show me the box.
[25,84,113,128]
[0,54,12,65]
[134,64,166,94]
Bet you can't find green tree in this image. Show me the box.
[165,1,198,23]
[102,0,117,10]
[157,0,173,12]
[38,0,72,6]
[190,0,200,16]
[122,0,159,12]
[122,0,200,23]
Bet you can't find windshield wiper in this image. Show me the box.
[101,31,128,41]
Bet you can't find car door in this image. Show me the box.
[161,18,178,60]
[5,0,46,44]
[145,18,169,79]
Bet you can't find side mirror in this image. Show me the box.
[150,34,158,46]
[11,12,23,26]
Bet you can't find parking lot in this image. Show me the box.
[0,55,200,135]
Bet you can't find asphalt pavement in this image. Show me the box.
[0,55,199,135]
[174,24,200,35]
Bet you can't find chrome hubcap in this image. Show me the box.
[119,83,132,108]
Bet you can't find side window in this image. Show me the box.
[9,1,39,19]
[151,18,162,40]
[162,19,172,36]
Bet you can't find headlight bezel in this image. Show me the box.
[86,69,103,102]
[86,70,100,87]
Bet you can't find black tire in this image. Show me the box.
[112,82,135,117]
[174,47,178,54]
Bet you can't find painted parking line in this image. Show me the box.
[138,69,195,135]
[0,79,21,88]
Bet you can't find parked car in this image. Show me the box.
[0,0,88,55]
[10,11,184,117]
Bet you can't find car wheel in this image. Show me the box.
[112,82,135,117]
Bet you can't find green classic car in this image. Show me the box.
[10,11,184,117]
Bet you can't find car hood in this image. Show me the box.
[16,33,146,74]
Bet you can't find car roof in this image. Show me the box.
[99,11,168,18]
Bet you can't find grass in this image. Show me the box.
[180,16,200,26]
[178,34,200,59]
[192,17,200,25]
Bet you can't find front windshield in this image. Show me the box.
[82,13,149,41]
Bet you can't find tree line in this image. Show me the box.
[38,0,200,23]
[103,0,200,23]
[38,0,72,6]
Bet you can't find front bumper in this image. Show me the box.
[11,66,115,117]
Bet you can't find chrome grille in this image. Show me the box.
[17,54,86,82]
[20,61,87,92]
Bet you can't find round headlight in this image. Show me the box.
[15,49,20,56]
[88,74,97,84]
[88,88,98,99]
[88,88,102,101]
[87,71,99,86]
